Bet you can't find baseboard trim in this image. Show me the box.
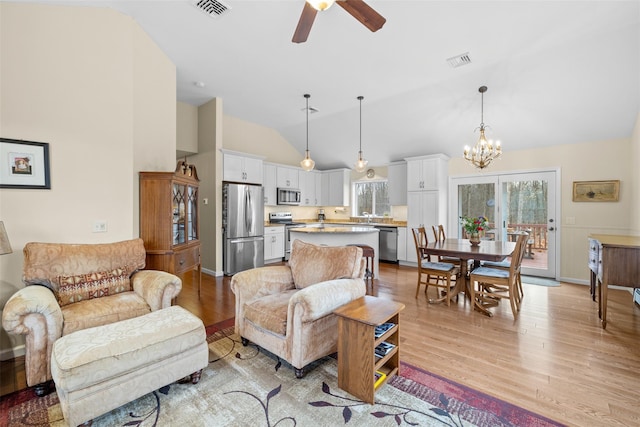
[202,267,223,277]
[0,344,25,361]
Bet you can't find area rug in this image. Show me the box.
[521,276,560,287]
[1,320,564,427]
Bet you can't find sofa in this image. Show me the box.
[2,238,182,396]
[230,240,366,378]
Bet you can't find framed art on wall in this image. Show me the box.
[572,180,619,202]
[0,138,51,189]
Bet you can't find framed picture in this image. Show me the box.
[572,180,619,202]
[0,138,51,189]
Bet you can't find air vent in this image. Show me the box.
[193,0,231,18]
[446,52,471,68]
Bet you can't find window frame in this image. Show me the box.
[352,178,390,218]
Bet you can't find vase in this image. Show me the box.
[469,232,481,246]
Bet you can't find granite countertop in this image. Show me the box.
[290,226,380,234]
[297,220,407,228]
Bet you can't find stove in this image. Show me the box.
[269,212,305,260]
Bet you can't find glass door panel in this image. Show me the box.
[173,184,186,245]
[187,185,198,241]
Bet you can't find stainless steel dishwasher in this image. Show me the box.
[375,226,398,262]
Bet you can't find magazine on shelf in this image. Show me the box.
[374,341,395,357]
[374,322,396,338]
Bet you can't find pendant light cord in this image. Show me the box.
[305,93,310,152]
[358,95,363,153]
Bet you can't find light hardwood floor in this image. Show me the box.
[2,263,639,427]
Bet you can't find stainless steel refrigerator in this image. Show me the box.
[223,182,264,275]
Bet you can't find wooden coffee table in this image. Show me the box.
[333,296,405,404]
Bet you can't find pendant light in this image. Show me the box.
[354,95,368,173]
[463,86,502,169]
[300,93,315,172]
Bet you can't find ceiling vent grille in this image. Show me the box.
[447,52,471,68]
[193,0,231,18]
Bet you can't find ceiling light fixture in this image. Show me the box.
[300,93,315,172]
[307,0,335,11]
[354,95,369,173]
[463,86,502,169]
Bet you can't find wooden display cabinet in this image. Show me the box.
[333,296,405,404]
[139,161,202,295]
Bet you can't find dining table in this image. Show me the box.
[421,238,517,316]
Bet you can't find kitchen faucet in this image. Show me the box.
[362,212,372,224]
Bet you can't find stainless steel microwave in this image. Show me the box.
[277,188,301,205]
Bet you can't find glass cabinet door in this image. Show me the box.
[173,184,186,245]
[186,185,198,241]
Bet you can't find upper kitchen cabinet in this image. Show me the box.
[222,149,264,184]
[263,163,277,206]
[321,169,351,207]
[299,170,320,206]
[387,161,407,206]
[405,154,449,192]
[276,165,300,189]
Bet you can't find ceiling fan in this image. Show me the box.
[292,0,386,43]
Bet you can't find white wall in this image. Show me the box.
[0,3,176,358]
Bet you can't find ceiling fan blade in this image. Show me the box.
[292,2,318,43]
[336,0,386,32]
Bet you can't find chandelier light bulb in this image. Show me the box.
[463,86,502,170]
[308,0,335,11]
[354,151,368,173]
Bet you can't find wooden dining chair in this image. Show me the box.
[480,235,527,305]
[469,234,528,318]
[411,227,459,305]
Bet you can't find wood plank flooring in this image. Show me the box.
[2,262,639,427]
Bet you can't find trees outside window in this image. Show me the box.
[354,181,389,217]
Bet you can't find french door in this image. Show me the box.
[450,170,558,278]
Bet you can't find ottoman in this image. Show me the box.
[51,305,209,426]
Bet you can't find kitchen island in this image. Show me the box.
[290,226,379,278]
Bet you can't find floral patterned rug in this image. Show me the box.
[1,320,564,426]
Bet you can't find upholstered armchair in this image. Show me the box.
[2,238,182,396]
[230,240,366,378]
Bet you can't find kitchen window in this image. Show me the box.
[353,180,390,217]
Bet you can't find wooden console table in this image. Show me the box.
[333,296,405,404]
[588,234,640,328]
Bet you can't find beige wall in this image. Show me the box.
[630,112,640,234]
[177,102,198,157]
[0,3,176,358]
[449,137,634,283]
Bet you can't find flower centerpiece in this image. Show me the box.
[460,216,489,246]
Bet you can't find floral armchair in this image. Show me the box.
[2,238,182,396]
[230,240,366,378]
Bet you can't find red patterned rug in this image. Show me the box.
[1,318,564,426]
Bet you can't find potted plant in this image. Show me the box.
[460,216,489,246]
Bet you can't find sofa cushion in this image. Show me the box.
[61,291,151,336]
[288,240,362,289]
[56,266,131,306]
[244,289,298,336]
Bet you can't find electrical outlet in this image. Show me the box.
[92,221,108,233]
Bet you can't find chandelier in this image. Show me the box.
[463,86,502,169]
[354,95,369,173]
[300,93,315,172]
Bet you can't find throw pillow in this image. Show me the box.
[56,266,131,306]
[288,240,362,289]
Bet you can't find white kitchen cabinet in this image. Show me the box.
[406,190,447,263]
[263,163,277,206]
[276,166,299,189]
[264,226,285,263]
[387,161,407,205]
[222,150,264,184]
[405,154,448,192]
[322,169,351,206]
[397,227,407,261]
[299,170,319,206]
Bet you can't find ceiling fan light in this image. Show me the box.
[307,0,335,11]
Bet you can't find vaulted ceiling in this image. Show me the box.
[21,1,640,169]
